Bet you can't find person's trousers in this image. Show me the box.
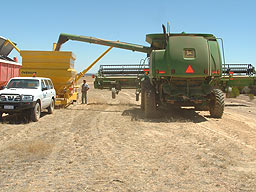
[82,92,87,104]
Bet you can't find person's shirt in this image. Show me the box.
[81,83,89,92]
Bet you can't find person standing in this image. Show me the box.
[81,79,89,104]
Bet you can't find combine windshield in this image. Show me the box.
[7,79,39,89]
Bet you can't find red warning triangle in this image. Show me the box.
[185,65,194,73]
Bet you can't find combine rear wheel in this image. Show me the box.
[209,89,224,118]
[144,88,157,118]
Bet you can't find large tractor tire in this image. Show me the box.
[31,102,41,122]
[209,89,224,118]
[144,88,157,118]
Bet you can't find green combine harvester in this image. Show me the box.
[55,25,255,118]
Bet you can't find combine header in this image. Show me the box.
[220,64,255,95]
[55,25,255,118]
[94,64,148,99]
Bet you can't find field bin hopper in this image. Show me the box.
[20,51,78,106]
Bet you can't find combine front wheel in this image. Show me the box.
[209,89,224,118]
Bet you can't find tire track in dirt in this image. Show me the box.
[77,89,140,191]
[21,104,99,191]
[197,122,256,151]
[0,111,64,190]
[88,89,256,191]
[197,101,256,151]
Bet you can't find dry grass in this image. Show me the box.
[8,139,54,161]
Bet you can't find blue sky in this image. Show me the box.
[2,0,256,73]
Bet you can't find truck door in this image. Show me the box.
[43,79,51,107]
[47,79,55,99]
[41,80,48,108]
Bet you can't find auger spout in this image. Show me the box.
[55,33,152,54]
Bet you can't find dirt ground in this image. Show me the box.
[0,77,256,192]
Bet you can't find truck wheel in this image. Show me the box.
[144,88,157,118]
[209,89,224,118]
[112,88,116,99]
[31,102,41,122]
[47,98,55,114]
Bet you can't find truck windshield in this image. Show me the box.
[7,79,39,89]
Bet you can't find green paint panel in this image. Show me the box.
[150,35,222,78]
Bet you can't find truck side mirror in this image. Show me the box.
[0,86,5,90]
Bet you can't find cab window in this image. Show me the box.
[43,79,50,90]
[41,80,47,90]
[47,80,53,89]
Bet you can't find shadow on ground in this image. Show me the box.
[0,112,48,124]
[225,104,249,107]
[65,103,139,113]
[122,107,208,123]
[64,103,208,123]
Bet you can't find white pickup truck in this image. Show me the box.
[0,77,56,122]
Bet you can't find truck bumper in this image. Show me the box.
[0,101,37,113]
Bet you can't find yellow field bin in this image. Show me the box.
[20,50,78,106]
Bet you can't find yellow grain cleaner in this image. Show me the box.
[20,50,78,106]
[19,46,112,106]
